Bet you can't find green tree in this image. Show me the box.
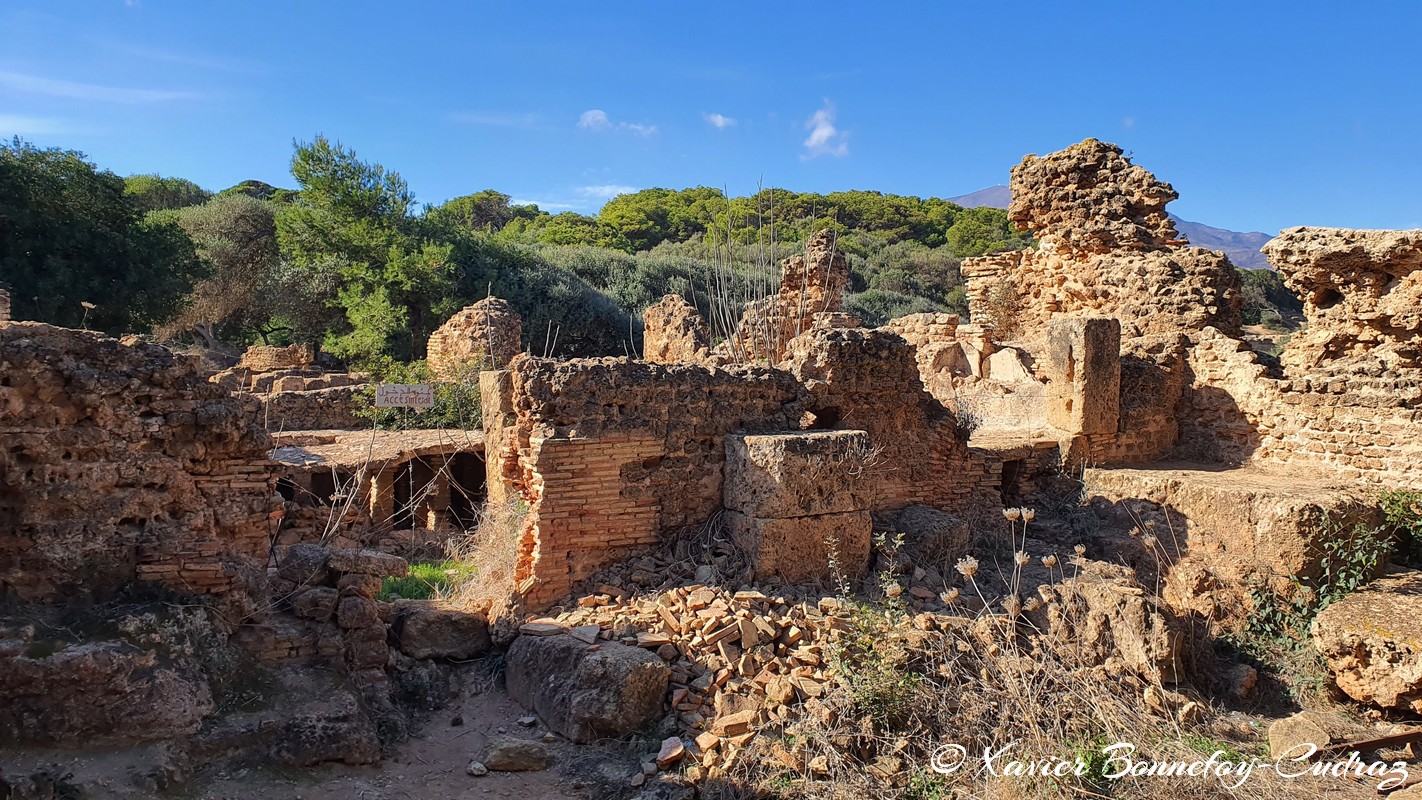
[276,136,455,364]
[0,138,206,332]
[160,194,281,347]
[123,174,212,213]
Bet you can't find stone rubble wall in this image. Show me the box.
[1177,327,1422,487]
[722,231,850,364]
[236,343,315,373]
[0,289,9,322]
[0,323,279,620]
[643,295,710,364]
[962,139,1243,343]
[1264,226,1422,377]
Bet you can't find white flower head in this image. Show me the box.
[955,556,980,579]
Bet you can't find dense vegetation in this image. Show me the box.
[0,135,1297,370]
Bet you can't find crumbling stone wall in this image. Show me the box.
[0,289,10,323]
[237,343,315,373]
[427,296,522,379]
[0,323,279,619]
[485,327,995,608]
[643,295,710,364]
[1264,227,1422,377]
[1167,229,1422,486]
[962,139,1243,342]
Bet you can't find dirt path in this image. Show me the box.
[3,687,594,800]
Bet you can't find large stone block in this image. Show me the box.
[1046,316,1120,435]
[390,600,491,660]
[724,430,875,518]
[1312,570,1422,713]
[505,633,669,743]
[724,509,871,585]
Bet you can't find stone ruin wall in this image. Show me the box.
[212,344,369,432]
[720,231,852,363]
[642,295,710,364]
[0,323,280,620]
[1174,227,1422,488]
[0,289,10,323]
[483,327,997,608]
[962,139,1243,344]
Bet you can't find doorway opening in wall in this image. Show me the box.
[1001,458,1025,503]
[310,471,337,506]
[447,452,487,530]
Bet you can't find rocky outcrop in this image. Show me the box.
[643,295,710,364]
[1264,226,1422,376]
[505,632,669,743]
[426,296,523,379]
[1312,570,1422,713]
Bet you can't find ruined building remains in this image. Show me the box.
[426,296,523,379]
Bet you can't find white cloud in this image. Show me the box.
[577,109,656,137]
[703,112,736,129]
[578,109,611,131]
[578,184,640,200]
[0,70,198,103]
[0,114,74,135]
[802,101,848,159]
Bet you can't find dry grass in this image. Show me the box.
[439,497,526,617]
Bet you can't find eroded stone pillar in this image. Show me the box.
[1046,316,1121,435]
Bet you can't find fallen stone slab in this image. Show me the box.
[328,548,409,579]
[390,600,491,660]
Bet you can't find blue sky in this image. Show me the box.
[2,1,1419,234]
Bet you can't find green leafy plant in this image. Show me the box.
[353,359,482,430]
[1379,489,1422,568]
[378,559,477,601]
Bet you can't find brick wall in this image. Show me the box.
[489,329,1000,608]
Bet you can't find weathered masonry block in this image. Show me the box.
[723,430,873,584]
[0,289,10,322]
[1046,316,1121,436]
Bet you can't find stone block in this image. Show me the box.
[723,430,874,518]
[328,548,408,578]
[390,600,492,660]
[1312,570,1422,713]
[724,509,871,584]
[985,347,1032,382]
[1046,316,1121,435]
[505,633,669,744]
